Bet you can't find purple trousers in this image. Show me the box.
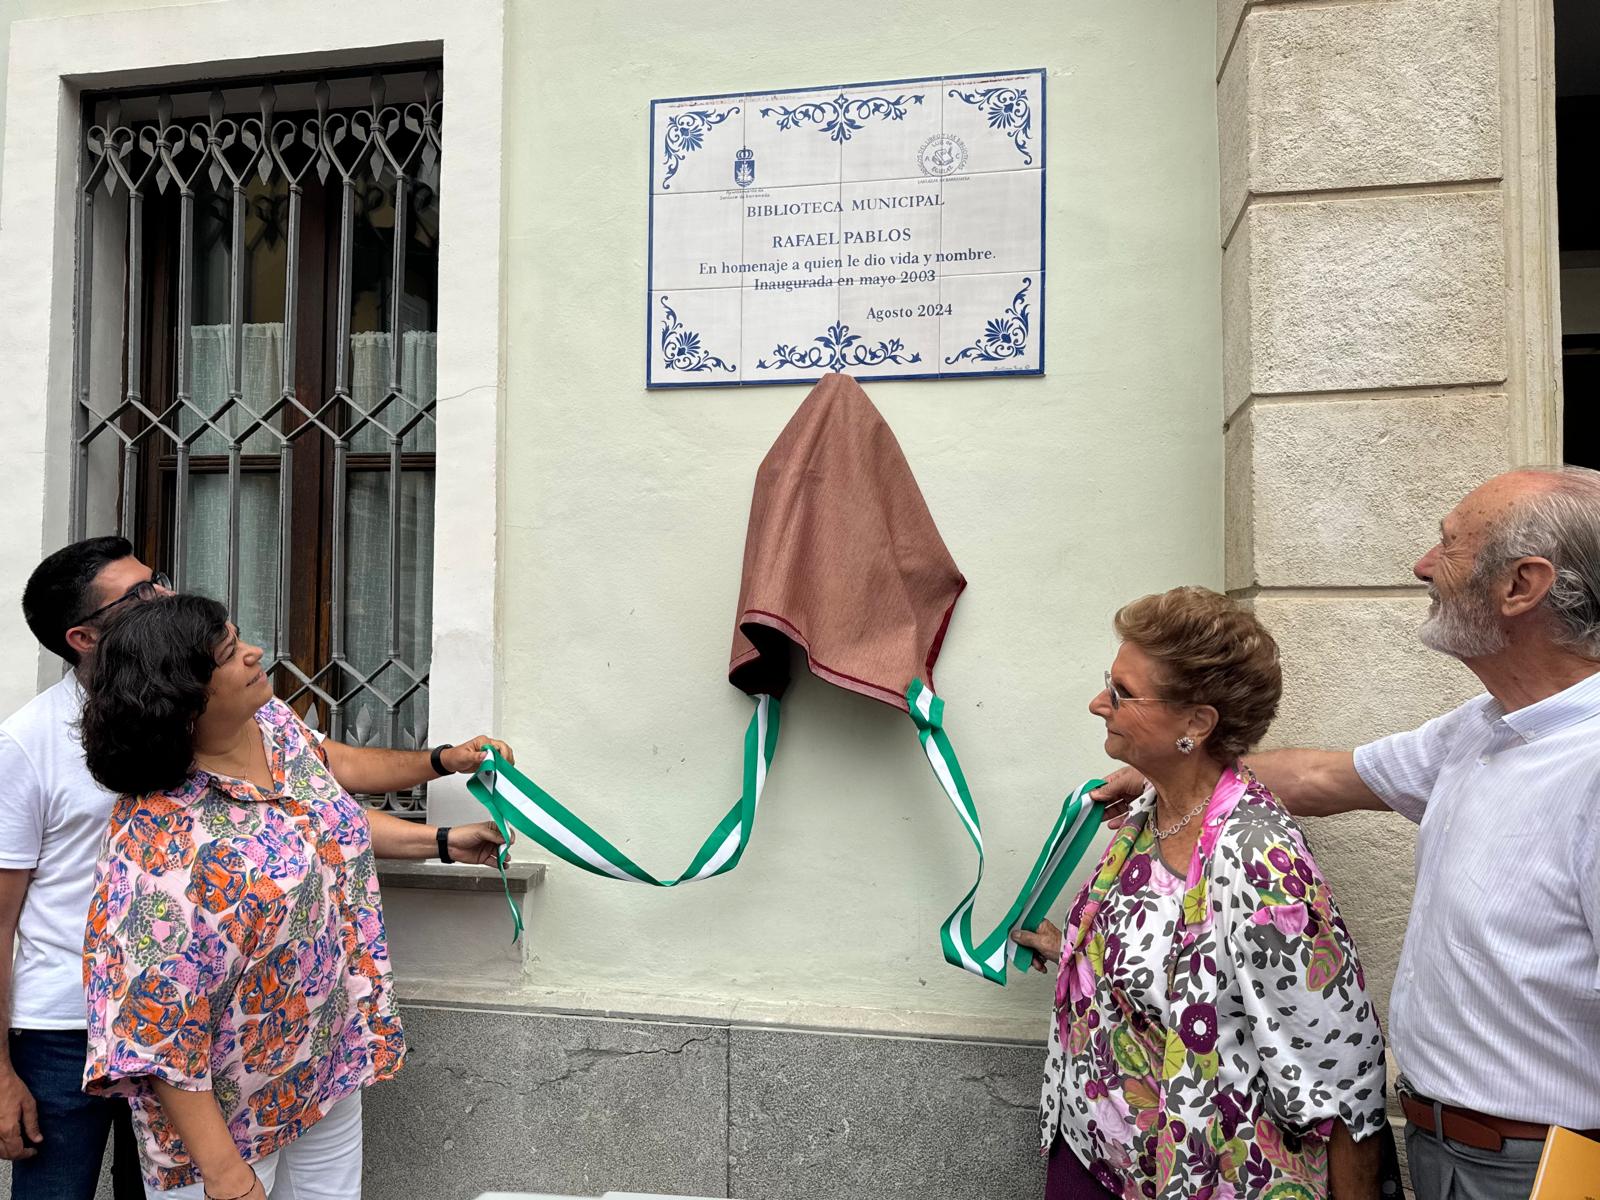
[1045,1138,1118,1200]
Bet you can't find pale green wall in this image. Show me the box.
[497,0,1222,1031]
[0,0,1224,1035]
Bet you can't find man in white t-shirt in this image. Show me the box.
[1092,466,1600,1200]
[0,538,517,1198]
[0,538,157,1199]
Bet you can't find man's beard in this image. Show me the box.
[1419,578,1507,658]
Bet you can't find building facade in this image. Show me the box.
[0,0,1570,1196]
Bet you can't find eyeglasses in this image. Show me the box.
[79,571,172,626]
[1103,670,1188,711]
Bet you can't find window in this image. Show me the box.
[74,66,443,814]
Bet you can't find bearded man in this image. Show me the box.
[1094,466,1600,1200]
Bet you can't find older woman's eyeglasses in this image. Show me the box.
[79,572,172,625]
[1103,671,1187,711]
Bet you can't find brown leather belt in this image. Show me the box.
[1400,1092,1574,1153]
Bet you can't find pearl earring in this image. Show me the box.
[1176,736,1195,755]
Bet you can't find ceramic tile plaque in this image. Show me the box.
[647,69,1045,388]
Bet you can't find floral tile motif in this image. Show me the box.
[758,88,926,143]
[740,278,841,384]
[741,90,845,192]
[653,100,746,195]
[838,87,943,184]
[938,272,1041,375]
[941,70,1044,178]
[837,277,942,380]
[756,318,923,376]
[650,288,743,385]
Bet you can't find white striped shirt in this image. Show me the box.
[1354,669,1600,1127]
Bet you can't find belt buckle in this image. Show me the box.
[1395,1078,1430,1129]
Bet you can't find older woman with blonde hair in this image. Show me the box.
[1014,587,1390,1200]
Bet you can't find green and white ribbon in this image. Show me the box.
[467,683,1103,986]
[907,679,1104,984]
[468,694,780,938]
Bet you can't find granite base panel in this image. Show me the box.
[362,1003,1050,1200]
[0,1006,1048,1200]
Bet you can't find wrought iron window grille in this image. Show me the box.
[73,66,444,815]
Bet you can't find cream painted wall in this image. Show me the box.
[0,0,13,209]
[490,0,1223,1032]
[0,0,206,207]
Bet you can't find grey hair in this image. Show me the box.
[1473,466,1600,657]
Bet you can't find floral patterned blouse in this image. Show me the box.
[82,699,405,1190]
[1040,766,1386,1200]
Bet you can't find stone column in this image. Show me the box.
[1217,0,1561,1023]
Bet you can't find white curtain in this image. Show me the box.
[186,323,285,454]
[180,325,436,748]
[342,330,436,745]
[341,470,436,747]
[183,323,286,649]
[350,330,437,453]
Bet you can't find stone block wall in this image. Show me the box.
[1216,0,1560,1026]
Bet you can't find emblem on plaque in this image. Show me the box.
[918,134,968,178]
[734,147,756,188]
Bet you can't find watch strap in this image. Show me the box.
[437,826,454,864]
[430,743,454,777]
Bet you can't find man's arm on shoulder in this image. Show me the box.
[1091,748,1387,819]
[1246,749,1387,818]
[1095,705,1463,822]
[0,870,41,1159]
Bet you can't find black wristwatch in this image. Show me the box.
[436,826,455,864]
[429,743,454,777]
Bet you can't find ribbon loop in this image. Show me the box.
[466,694,780,936]
[907,679,1105,984]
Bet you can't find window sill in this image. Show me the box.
[376,859,545,894]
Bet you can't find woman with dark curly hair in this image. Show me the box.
[76,594,512,1199]
[1013,588,1390,1200]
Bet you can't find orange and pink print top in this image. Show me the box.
[82,699,405,1190]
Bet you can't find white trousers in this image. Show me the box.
[151,1091,363,1200]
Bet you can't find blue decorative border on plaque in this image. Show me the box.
[659,297,736,374]
[660,106,739,190]
[948,83,1035,165]
[646,69,1047,388]
[759,93,924,143]
[757,321,922,373]
[945,277,1032,364]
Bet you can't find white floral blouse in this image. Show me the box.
[1039,767,1387,1200]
